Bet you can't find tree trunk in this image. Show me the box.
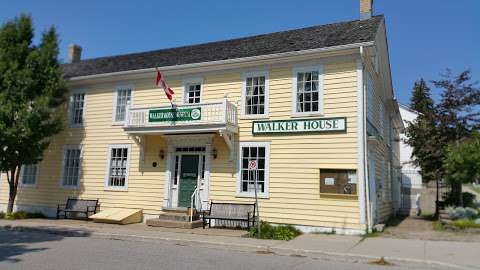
[6,166,20,215]
[434,178,439,218]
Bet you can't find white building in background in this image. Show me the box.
[398,103,423,214]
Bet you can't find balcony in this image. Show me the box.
[123,98,238,135]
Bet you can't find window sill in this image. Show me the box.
[60,184,80,190]
[104,187,128,192]
[235,193,269,199]
[239,115,269,120]
[69,124,84,129]
[19,184,37,188]
[111,122,126,126]
[290,112,324,118]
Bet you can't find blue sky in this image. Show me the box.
[1,0,478,104]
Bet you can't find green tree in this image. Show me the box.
[445,133,480,187]
[433,70,480,206]
[0,15,68,214]
[405,79,445,216]
[405,79,443,183]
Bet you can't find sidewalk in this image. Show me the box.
[0,219,478,270]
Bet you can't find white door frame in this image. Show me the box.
[162,134,213,210]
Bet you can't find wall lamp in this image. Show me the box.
[212,148,218,159]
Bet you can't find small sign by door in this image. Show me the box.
[248,160,258,170]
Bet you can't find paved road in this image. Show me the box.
[0,230,437,270]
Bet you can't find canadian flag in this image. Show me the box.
[156,70,174,102]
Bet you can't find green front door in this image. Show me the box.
[178,155,199,208]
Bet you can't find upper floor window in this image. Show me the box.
[378,102,385,138]
[105,144,131,190]
[366,72,374,122]
[242,71,269,117]
[70,92,85,126]
[114,86,132,123]
[292,66,323,116]
[61,145,82,188]
[20,164,39,187]
[237,141,270,197]
[183,78,203,104]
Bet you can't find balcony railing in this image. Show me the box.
[124,98,238,133]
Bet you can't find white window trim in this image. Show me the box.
[104,144,132,191]
[60,144,83,189]
[19,164,40,188]
[236,141,270,198]
[291,65,324,117]
[112,84,134,125]
[240,70,269,119]
[69,89,86,128]
[182,77,203,104]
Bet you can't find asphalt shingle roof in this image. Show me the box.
[63,15,383,78]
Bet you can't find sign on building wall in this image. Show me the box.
[149,107,202,122]
[252,117,346,135]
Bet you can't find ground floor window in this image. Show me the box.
[21,164,39,186]
[106,144,131,189]
[238,142,270,197]
[61,145,82,187]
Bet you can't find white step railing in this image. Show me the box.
[190,186,201,223]
[125,98,237,129]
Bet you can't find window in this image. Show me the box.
[61,145,82,187]
[185,84,201,104]
[320,169,357,195]
[237,142,270,197]
[378,102,385,138]
[21,164,38,186]
[70,92,85,126]
[183,78,203,104]
[292,66,323,115]
[242,71,268,117]
[366,72,374,121]
[114,86,132,123]
[105,145,131,189]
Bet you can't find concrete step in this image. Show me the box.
[146,219,203,229]
[158,212,200,222]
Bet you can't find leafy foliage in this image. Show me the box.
[405,71,480,207]
[451,219,480,229]
[445,133,480,185]
[0,14,68,213]
[0,210,45,219]
[248,221,302,240]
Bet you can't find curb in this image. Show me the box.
[0,224,475,270]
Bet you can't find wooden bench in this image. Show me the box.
[57,198,99,219]
[202,202,256,230]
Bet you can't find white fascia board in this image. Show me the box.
[67,42,374,85]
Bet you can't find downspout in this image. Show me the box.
[360,46,373,233]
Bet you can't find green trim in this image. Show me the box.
[252,117,347,135]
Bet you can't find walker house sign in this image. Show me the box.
[149,107,201,122]
[252,117,346,135]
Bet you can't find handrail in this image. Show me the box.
[125,99,238,129]
[190,186,201,223]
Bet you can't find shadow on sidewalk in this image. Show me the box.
[0,226,92,263]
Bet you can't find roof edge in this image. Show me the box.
[67,41,374,82]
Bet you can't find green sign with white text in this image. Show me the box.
[148,107,202,122]
[252,117,346,135]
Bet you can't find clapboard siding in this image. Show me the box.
[0,59,365,231]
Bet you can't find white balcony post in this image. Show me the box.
[124,101,131,127]
[223,93,228,124]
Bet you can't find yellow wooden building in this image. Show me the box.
[0,0,402,234]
